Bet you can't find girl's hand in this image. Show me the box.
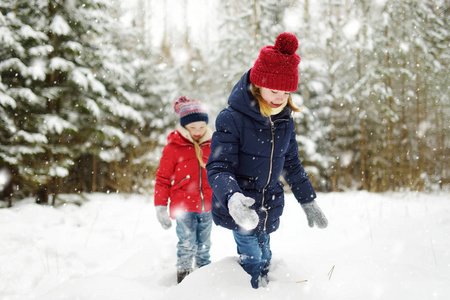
[228,193,259,230]
[301,200,328,228]
[155,206,172,230]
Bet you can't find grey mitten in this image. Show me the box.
[228,192,259,230]
[155,205,172,229]
[301,200,328,228]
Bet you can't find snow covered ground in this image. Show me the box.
[0,191,449,300]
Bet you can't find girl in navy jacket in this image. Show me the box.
[206,32,328,289]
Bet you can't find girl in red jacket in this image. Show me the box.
[154,96,213,284]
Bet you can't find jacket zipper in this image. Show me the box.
[199,162,205,211]
[261,118,275,231]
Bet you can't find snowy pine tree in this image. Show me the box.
[0,0,148,200]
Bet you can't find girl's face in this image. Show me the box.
[260,87,290,108]
[185,121,207,141]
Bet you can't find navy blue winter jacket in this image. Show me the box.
[206,70,316,234]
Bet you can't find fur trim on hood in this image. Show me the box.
[177,124,213,145]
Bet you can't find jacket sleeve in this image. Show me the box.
[282,120,316,204]
[206,109,243,210]
[154,144,176,206]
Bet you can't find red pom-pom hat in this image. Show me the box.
[250,32,301,92]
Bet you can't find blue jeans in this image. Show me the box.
[175,211,212,270]
[233,230,272,288]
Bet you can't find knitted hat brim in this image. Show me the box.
[180,113,209,127]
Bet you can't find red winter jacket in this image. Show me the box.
[154,126,213,219]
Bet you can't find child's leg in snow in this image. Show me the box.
[175,212,198,271]
[195,211,212,268]
[258,231,271,286]
[258,231,272,276]
[233,230,270,288]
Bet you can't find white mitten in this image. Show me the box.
[228,193,259,230]
[155,206,172,229]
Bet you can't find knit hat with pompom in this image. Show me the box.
[174,96,209,127]
[250,32,301,92]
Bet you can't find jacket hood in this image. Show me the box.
[167,125,213,146]
[228,70,268,124]
[228,69,291,124]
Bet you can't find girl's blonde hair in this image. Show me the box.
[193,141,206,168]
[250,84,302,118]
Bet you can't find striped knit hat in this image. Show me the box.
[174,96,209,126]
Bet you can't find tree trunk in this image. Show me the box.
[359,116,368,190]
[36,186,48,205]
[384,24,396,190]
[92,155,97,193]
[414,52,423,191]
[252,0,260,42]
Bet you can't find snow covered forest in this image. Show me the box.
[0,0,449,206]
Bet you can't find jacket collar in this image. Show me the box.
[271,104,291,122]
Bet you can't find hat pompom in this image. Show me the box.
[274,32,298,55]
[174,96,190,115]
